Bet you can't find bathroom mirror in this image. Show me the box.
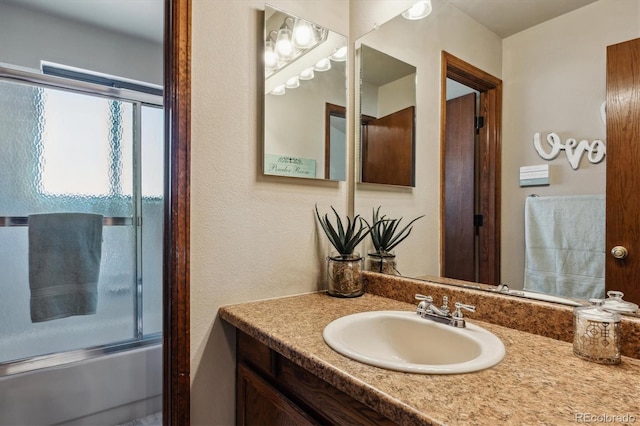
[354,0,640,311]
[358,44,416,186]
[263,5,347,180]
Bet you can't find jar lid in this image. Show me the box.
[603,291,639,314]
[574,299,621,322]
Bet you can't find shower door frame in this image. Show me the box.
[0,66,164,373]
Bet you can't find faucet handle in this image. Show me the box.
[415,294,433,317]
[451,302,476,328]
[415,294,433,303]
[453,302,476,317]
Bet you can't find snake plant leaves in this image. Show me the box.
[315,205,371,256]
[370,206,424,253]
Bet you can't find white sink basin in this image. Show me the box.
[323,311,505,374]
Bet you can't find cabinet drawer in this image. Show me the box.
[237,330,274,377]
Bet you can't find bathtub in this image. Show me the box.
[0,343,161,426]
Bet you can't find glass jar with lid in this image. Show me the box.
[573,299,621,364]
[603,291,639,314]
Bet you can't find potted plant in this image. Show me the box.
[315,205,371,297]
[367,206,424,275]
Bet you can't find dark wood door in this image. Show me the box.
[606,37,640,305]
[361,106,415,186]
[443,93,476,281]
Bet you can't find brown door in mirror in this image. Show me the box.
[440,52,502,286]
[606,37,640,305]
[443,93,477,282]
[361,106,415,186]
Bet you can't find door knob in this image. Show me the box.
[611,246,629,259]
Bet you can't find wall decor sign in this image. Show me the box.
[264,154,317,178]
[533,132,606,170]
[519,164,549,187]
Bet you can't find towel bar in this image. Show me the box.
[0,216,133,227]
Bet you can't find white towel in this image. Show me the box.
[523,195,605,300]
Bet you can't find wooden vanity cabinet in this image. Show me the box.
[235,330,397,426]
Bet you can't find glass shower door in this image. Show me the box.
[0,78,145,363]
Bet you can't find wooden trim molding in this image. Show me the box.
[163,0,191,424]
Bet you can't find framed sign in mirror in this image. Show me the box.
[263,5,347,181]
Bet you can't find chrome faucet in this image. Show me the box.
[415,294,476,328]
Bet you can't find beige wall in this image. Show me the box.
[191,1,640,423]
[191,0,349,424]
[500,0,640,288]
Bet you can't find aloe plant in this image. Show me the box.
[315,205,371,257]
[370,206,424,254]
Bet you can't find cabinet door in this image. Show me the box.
[606,37,640,304]
[237,363,319,426]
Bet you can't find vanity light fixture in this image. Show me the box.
[285,76,300,89]
[313,58,332,72]
[329,46,348,62]
[299,67,315,80]
[402,0,432,20]
[265,14,328,78]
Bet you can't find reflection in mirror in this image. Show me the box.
[359,45,416,186]
[354,0,640,313]
[263,5,347,180]
[326,104,346,181]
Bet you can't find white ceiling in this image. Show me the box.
[1,0,599,45]
[1,0,164,44]
[448,0,599,38]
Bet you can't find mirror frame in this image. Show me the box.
[163,0,191,424]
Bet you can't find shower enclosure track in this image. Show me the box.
[0,216,133,227]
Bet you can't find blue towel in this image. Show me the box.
[28,213,103,322]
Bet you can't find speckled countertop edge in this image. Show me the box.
[219,291,640,426]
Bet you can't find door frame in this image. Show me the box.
[163,0,191,424]
[324,103,346,179]
[439,51,502,285]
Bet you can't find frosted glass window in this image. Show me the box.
[40,89,133,197]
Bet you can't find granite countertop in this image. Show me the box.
[219,292,640,425]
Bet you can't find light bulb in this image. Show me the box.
[285,76,300,89]
[329,46,347,62]
[271,85,286,96]
[299,67,315,80]
[275,27,294,60]
[402,0,432,20]
[264,40,277,69]
[293,19,314,48]
[313,58,331,72]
